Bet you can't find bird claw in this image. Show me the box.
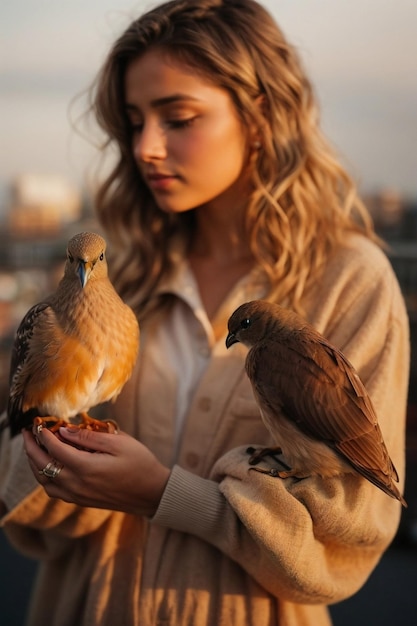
[33,416,67,433]
[32,414,119,436]
[246,446,284,465]
[77,413,119,434]
[246,446,295,478]
[249,466,294,478]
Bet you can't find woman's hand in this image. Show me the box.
[22,426,171,518]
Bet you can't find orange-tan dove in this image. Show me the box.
[4,232,140,438]
[226,299,406,506]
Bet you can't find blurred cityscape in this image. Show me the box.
[0,173,416,539]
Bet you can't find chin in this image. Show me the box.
[154,198,198,215]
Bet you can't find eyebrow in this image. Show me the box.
[125,93,202,112]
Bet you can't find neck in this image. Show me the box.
[189,180,254,267]
[192,214,251,266]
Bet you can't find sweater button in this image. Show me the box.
[197,396,211,412]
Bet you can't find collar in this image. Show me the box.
[154,255,269,342]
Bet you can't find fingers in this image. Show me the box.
[23,428,97,502]
[32,427,87,468]
[24,424,122,486]
[22,429,65,488]
[23,426,85,480]
[29,425,118,466]
[23,429,53,470]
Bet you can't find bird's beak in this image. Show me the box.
[77,261,93,288]
[225,332,239,349]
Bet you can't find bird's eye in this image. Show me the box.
[240,318,251,329]
[99,252,104,261]
[67,253,74,263]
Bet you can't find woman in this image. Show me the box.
[0,1,409,625]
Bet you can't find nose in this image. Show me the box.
[132,120,167,163]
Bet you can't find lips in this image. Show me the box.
[146,172,177,190]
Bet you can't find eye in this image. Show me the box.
[67,252,74,263]
[240,318,251,330]
[130,121,143,134]
[168,117,196,129]
[99,252,104,261]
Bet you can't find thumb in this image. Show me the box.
[58,426,120,453]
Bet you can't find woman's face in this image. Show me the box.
[124,49,253,214]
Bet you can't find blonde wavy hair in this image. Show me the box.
[90,0,378,318]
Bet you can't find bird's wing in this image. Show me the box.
[7,302,50,433]
[247,334,397,481]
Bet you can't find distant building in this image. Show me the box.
[7,173,82,237]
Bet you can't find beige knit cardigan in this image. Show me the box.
[0,235,409,626]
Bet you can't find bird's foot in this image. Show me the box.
[76,412,119,434]
[33,416,68,433]
[32,414,119,436]
[246,446,296,478]
[248,466,299,478]
[246,446,284,465]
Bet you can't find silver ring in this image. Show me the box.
[38,459,63,479]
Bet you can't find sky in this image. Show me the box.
[1,0,417,199]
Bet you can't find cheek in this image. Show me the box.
[181,126,248,180]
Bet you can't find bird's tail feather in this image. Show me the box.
[355,464,407,507]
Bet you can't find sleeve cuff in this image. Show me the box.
[151,465,227,539]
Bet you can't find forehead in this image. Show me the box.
[124,49,225,105]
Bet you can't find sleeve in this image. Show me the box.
[152,252,410,605]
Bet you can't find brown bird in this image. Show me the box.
[5,232,140,438]
[226,299,406,507]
